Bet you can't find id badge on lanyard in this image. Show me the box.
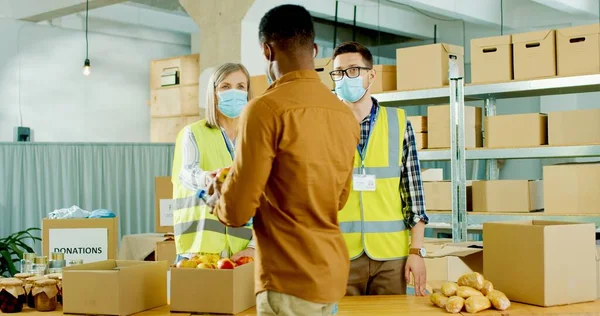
[353,105,377,192]
[353,164,376,191]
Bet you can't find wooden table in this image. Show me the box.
[10,296,600,315]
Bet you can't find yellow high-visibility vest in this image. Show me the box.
[171,120,252,256]
[338,106,409,261]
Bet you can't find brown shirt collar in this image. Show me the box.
[272,69,320,87]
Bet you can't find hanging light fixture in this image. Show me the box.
[82,0,91,76]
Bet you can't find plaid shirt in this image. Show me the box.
[358,98,429,229]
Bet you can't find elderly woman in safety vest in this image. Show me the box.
[171,63,254,262]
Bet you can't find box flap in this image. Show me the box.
[472,35,512,48]
[513,29,554,44]
[545,161,600,168]
[558,23,600,38]
[427,245,482,258]
[442,43,464,56]
[64,259,117,271]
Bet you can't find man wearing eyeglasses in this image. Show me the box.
[331,41,429,297]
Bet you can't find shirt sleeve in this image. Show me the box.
[214,99,278,227]
[338,156,354,210]
[178,126,211,191]
[401,120,429,229]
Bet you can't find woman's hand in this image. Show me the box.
[231,247,255,261]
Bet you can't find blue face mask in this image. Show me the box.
[217,89,248,118]
[335,76,368,103]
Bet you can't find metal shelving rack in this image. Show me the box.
[373,71,600,241]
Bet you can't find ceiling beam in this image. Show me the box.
[294,0,439,39]
[8,0,125,22]
[530,0,598,19]
[385,0,507,28]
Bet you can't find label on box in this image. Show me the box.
[49,228,108,264]
[159,199,175,227]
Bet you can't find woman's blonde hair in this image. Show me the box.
[205,63,253,129]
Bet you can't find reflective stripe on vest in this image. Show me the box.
[338,106,409,261]
[171,120,252,256]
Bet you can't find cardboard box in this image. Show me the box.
[150,85,199,118]
[484,221,597,306]
[423,181,473,211]
[557,24,600,77]
[425,243,483,283]
[472,180,543,212]
[43,218,119,264]
[512,30,556,80]
[427,105,482,149]
[543,163,600,214]
[151,54,199,90]
[471,35,513,84]
[396,43,464,91]
[485,113,548,148]
[63,260,168,315]
[315,58,333,90]
[150,117,185,143]
[155,240,176,264]
[548,108,600,146]
[414,132,427,150]
[421,168,444,182]
[155,177,174,233]
[170,262,255,314]
[408,116,427,132]
[371,65,397,93]
[250,75,270,97]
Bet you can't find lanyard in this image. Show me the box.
[358,103,377,175]
[221,129,235,160]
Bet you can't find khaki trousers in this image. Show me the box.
[256,291,336,316]
[346,253,407,295]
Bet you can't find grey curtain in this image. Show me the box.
[0,143,175,252]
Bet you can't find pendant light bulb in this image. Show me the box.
[83,59,91,76]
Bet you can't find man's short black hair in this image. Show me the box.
[333,42,374,68]
[259,4,315,51]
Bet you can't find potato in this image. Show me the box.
[487,290,511,311]
[481,280,494,296]
[430,292,448,308]
[457,272,485,290]
[465,296,491,313]
[445,296,465,314]
[457,286,484,299]
[441,282,459,297]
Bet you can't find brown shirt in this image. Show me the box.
[214,70,359,303]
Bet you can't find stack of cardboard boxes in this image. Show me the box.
[149,54,202,143]
[408,116,427,150]
[471,23,600,83]
[154,177,176,263]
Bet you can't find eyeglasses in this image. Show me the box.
[329,67,372,81]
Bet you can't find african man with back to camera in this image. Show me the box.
[208,4,360,316]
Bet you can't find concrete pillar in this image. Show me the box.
[180,0,255,108]
[180,0,255,73]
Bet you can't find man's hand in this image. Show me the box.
[231,247,255,261]
[406,254,427,296]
